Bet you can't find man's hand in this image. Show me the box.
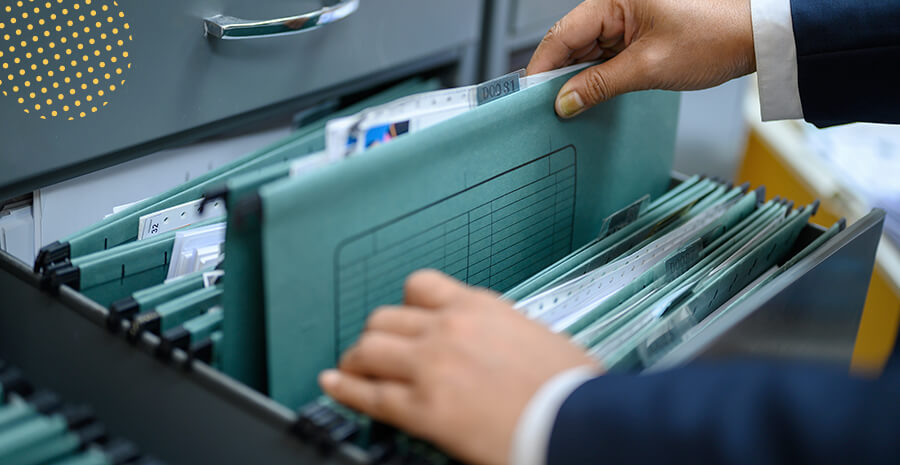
[319,270,598,465]
[527,0,756,118]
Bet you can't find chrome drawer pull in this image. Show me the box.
[204,0,360,40]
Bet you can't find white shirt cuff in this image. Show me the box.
[751,0,804,121]
[509,366,599,465]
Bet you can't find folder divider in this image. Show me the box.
[524,187,756,328]
[128,286,223,340]
[600,204,815,370]
[566,195,783,342]
[505,176,716,301]
[107,271,207,330]
[55,218,223,308]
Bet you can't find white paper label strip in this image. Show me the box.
[137,198,226,241]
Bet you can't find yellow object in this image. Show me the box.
[738,130,900,374]
[0,0,131,120]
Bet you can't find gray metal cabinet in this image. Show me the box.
[483,0,581,78]
[0,0,483,199]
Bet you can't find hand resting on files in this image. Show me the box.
[526,0,755,118]
[319,270,598,465]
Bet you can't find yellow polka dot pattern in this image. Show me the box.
[0,0,131,120]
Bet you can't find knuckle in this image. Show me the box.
[365,306,391,328]
[438,312,471,336]
[583,68,613,102]
[367,386,390,418]
[345,334,378,366]
[405,269,441,294]
[546,21,563,41]
[472,287,501,301]
[635,45,665,77]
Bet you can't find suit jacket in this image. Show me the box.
[546,350,900,464]
[793,0,900,127]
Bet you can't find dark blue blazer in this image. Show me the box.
[547,352,900,464]
[793,0,900,127]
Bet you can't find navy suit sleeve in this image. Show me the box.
[791,0,900,127]
[546,360,900,465]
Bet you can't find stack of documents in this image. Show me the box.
[0,360,167,465]
[37,78,443,375]
[508,178,839,371]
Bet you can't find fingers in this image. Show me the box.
[319,370,414,427]
[555,49,647,118]
[340,332,419,380]
[366,306,434,337]
[527,0,626,75]
[404,269,467,309]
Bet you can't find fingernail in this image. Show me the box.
[556,91,584,118]
[319,370,340,390]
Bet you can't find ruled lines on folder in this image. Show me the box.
[335,147,577,351]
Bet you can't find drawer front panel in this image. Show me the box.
[511,0,580,37]
[0,0,482,197]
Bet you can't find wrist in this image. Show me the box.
[509,366,600,465]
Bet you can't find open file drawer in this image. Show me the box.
[0,0,483,198]
[0,183,884,464]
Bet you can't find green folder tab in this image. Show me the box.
[259,71,681,406]
[45,78,441,264]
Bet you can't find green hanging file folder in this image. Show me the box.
[258,70,681,407]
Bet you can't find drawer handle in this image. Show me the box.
[204,0,360,40]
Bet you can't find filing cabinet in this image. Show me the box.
[483,0,580,78]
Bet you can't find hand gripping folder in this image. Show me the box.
[256,71,681,406]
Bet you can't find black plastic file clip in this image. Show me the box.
[27,390,62,415]
[189,338,214,365]
[61,404,96,430]
[293,403,361,454]
[754,186,766,204]
[158,326,191,359]
[103,438,142,465]
[39,259,72,290]
[108,297,140,332]
[783,200,795,215]
[74,421,108,447]
[0,366,33,401]
[47,263,81,294]
[34,240,71,273]
[128,311,161,342]
[366,421,399,464]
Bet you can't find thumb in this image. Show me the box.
[555,51,648,118]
